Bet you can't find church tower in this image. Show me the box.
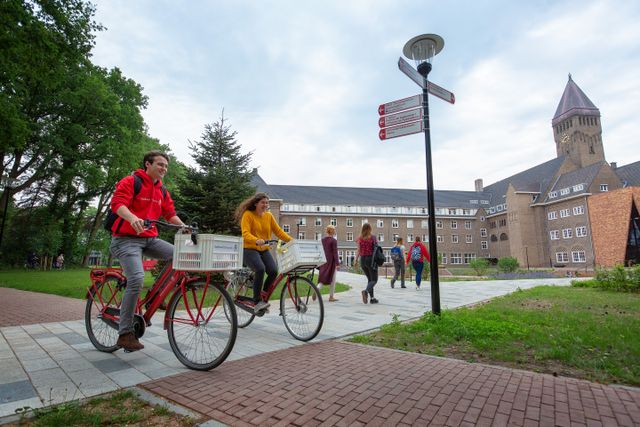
[552,75,605,168]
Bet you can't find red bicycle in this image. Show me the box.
[223,240,325,341]
[85,220,238,371]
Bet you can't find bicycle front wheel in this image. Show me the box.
[167,279,237,371]
[280,275,324,341]
[85,276,124,352]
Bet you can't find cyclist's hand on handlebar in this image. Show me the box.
[130,216,145,234]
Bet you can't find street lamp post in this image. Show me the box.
[403,34,444,315]
[0,176,16,253]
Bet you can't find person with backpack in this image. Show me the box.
[108,151,186,352]
[406,236,430,289]
[390,237,406,288]
[354,223,379,304]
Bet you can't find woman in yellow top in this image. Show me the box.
[235,192,292,313]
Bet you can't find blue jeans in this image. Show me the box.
[110,236,174,335]
[243,249,278,303]
[412,260,424,286]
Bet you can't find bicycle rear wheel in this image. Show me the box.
[85,276,124,352]
[280,275,324,341]
[167,279,237,371]
[224,273,256,328]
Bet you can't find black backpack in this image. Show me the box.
[103,175,167,232]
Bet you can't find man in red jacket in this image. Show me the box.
[109,151,185,352]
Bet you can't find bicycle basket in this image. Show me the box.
[173,234,243,271]
[276,240,326,274]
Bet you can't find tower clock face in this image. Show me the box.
[560,132,569,144]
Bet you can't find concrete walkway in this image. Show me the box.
[1,272,638,426]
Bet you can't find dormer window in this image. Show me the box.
[549,191,558,199]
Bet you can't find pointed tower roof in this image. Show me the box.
[552,74,600,126]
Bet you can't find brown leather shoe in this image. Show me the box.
[117,332,144,352]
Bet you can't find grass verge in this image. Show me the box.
[350,285,640,386]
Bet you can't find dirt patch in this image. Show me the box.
[519,299,554,310]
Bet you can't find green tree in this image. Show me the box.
[497,256,519,273]
[470,258,490,275]
[178,113,255,234]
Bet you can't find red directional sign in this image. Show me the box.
[378,94,422,116]
[379,120,424,140]
[378,107,422,128]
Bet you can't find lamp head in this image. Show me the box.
[403,33,444,77]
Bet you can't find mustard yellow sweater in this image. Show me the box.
[241,211,292,251]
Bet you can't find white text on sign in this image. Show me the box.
[379,120,424,140]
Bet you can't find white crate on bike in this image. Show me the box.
[276,240,326,274]
[173,234,243,271]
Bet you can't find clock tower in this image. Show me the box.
[552,74,605,168]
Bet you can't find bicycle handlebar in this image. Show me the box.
[144,219,199,244]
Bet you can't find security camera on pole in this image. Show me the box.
[377,33,453,315]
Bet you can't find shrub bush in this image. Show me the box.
[592,264,640,292]
[497,256,519,273]
[469,258,489,275]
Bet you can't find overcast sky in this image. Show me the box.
[91,0,640,191]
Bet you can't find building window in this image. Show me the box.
[489,221,496,229]
[562,228,573,239]
[576,226,587,237]
[391,219,399,228]
[480,216,485,222]
[346,232,353,241]
[377,219,384,228]
[499,233,508,241]
[549,191,558,199]
[421,220,429,228]
[377,234,384,242]
[466,234,473,244]
[499,218,507,227]
[464,220,472,229]
[448,208,456,215]
[441,254,447,264]
[560,209,570,218]
[464,253,476,263]
[436,221,443,229]
[550,230,560,240]
[298,231,305,239]
[283,225,290,233]
[560,188,570,196]
[451,235,459,243]
[451,220,457,229]
[600,184,608,192]
[361,218,368,225]
[393,234,399,241]
[548,211,557,220]
[556,252,569,263]
[573,205,584,215]
[407,219,414,228]
[299,217,306,226]
[437,235,444,243]
[480,228,487,237]
[490,234,498,242]
[315,218,322,226]
[346,218,353,227]
[572,184,584,192]
[572,251,586,263]
[481,241,488,250]
[450,253,462,264]
[422,235,429,242]
[315,232,322,240]
[330,218,337,226]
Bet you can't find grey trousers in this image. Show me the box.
[110,236,174,335]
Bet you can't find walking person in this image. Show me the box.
[390,237,406,288]
[236,192,292,313]
[354,223,379,304]
[318,225,340,302]
[108,150,186,352]
[406,236,430,290]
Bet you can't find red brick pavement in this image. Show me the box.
[0,287,86,326]
[142,341,640,426]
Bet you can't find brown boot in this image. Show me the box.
[117,332,144,352]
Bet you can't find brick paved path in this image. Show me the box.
[142,341,640,426]
[0,287,85,326]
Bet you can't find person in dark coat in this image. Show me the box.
[318,225,340,302]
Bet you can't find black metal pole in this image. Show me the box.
[0,187,11,250]
[419,63,441,315]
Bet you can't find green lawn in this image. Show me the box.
[351,285,640,386]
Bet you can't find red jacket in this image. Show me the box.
[110,169,177,237]
[406,242,431,264]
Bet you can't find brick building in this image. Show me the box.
[252,75,640,269]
